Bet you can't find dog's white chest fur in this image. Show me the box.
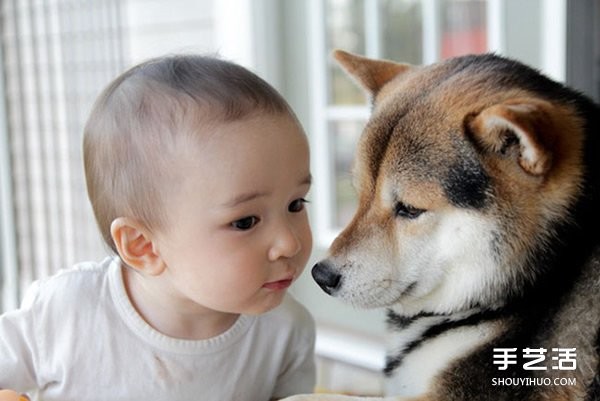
[385,319,498,397]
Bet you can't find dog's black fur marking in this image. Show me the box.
[384,309,507,377]
[443,156,490,209]
[385,309,447,331]
[386,309,463,331]
[585,329,600,401]
[385,310,416,330]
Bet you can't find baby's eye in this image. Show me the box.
[289,198,309,213]
[231,216,259,230]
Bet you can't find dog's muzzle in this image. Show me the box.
[312,261,342,295]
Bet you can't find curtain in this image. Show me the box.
[0,0,126,310]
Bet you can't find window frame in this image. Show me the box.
[0,39,18,312]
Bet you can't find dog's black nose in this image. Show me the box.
[312,261,342,295]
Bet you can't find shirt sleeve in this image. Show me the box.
[0,283,41,392]
[271,304,317,398]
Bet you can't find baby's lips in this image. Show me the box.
[0,390,29,401]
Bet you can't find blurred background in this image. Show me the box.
[1,0,599,395]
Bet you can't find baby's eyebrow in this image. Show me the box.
[221,174,312,209]
[221,191,268,208]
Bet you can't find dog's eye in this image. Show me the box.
[394,202,425,219]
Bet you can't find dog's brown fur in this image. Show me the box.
[284,51,600,401]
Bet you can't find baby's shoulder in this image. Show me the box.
[22,257,114,310]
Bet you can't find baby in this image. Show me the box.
[0,54,315,400]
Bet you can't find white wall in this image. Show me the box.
[124,0,217,65]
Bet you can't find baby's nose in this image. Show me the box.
[268,223,301,260]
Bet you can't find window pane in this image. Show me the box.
[441,0,487,58]
[326,0,366,105]
[329,120,363,228]
[381,0,423,64]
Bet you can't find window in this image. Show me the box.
[307,0,566,248]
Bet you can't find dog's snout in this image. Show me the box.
[312,261,342,295]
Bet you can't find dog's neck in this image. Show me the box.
[384,307,505,397]
[384,306,502,370]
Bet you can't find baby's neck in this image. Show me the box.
[122,267,239,340]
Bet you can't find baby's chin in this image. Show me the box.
[243,290,288,315]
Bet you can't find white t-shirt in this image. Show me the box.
[0,257,316,401]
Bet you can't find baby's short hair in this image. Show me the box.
[83,54,295,253]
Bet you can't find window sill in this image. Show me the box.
[315,322,386,372]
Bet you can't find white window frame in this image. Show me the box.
[214,0,283,90]
[0,42,18,312]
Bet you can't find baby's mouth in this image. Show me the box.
[262,277,293,290]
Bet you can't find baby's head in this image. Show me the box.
[83,54,299,254]
[85,54,312,317]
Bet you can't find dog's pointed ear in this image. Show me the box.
[466,98,560,176]
[333,49,411,96]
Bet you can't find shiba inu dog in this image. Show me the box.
[284,51,600,401]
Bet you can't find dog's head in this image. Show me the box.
[313,51,586,316]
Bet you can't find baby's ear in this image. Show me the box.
[110,217,166,275]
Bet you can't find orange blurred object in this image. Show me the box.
[0,390,28,401]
